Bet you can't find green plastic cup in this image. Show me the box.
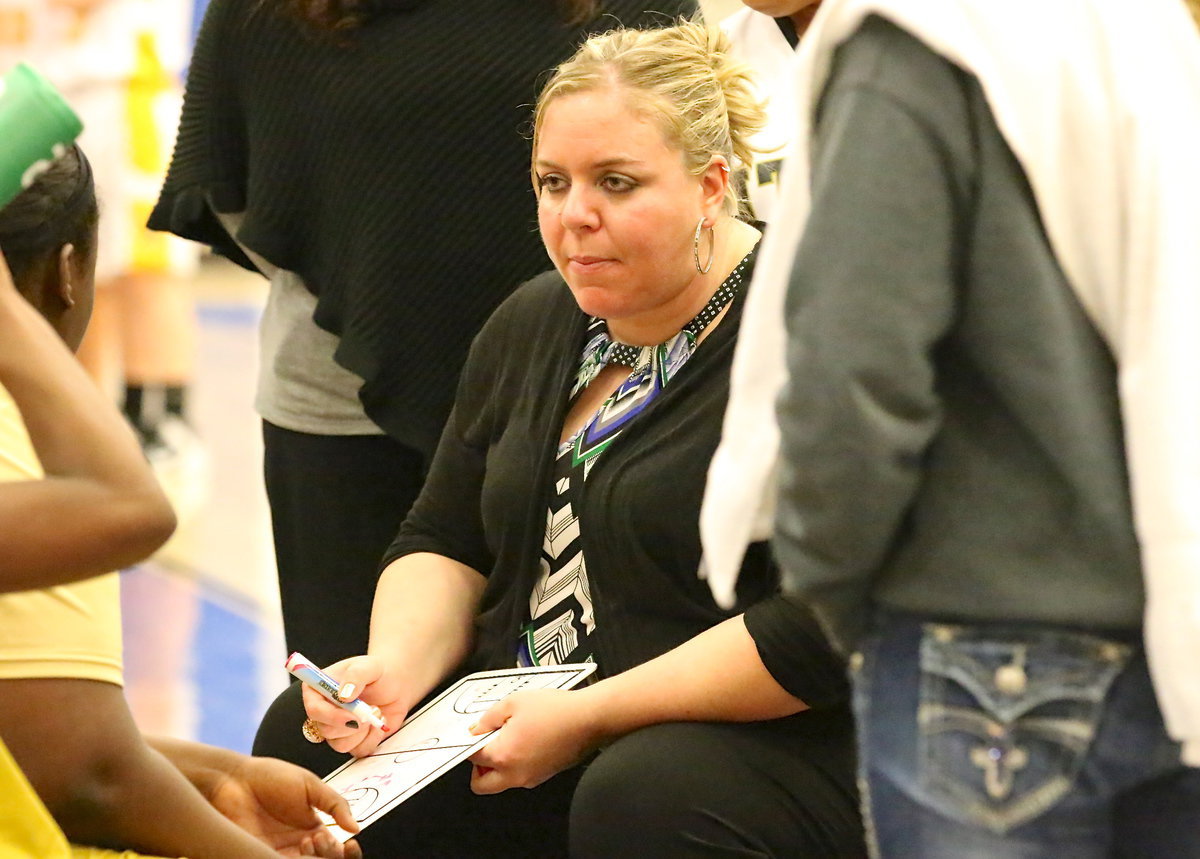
[0,63,84,210]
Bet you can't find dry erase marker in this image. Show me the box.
[286,652,389,731]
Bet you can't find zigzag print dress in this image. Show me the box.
[516,254,751,669]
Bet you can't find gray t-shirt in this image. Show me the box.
[217,211,382,435]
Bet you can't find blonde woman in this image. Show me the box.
[255,22,864,858]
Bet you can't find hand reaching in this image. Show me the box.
[206,754,363,858]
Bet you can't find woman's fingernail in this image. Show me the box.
[346,720,359,729]
[339,683,356,700]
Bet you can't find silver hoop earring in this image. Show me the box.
[693,217,714,275]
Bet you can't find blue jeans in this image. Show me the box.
[853,615,1200,858]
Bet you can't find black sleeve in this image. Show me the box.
[147,0,256,271]
[772,17,974,653]
[379,294,513,576]
[743,588,849,710]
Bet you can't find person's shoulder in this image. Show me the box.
[826,15,972,125]
[505,269,574,318]
[191,0,266,52]
[476,270,574,340]
[833,14,965,92]
[460,270,575,391]
[202,0,295,41]
[199,0,254,27]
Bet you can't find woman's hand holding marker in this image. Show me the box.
[287,652,389,747]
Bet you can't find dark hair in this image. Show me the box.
[273,0,375,33]
[559,0,601,24]
[276,0,598,32]
[0,145,98,291]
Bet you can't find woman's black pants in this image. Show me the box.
[262,421,425,668]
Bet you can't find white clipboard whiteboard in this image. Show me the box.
[320,663,597,842]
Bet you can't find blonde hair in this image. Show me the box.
[532,21,767,216]
[1187,0,1200,29]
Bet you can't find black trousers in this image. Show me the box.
[262,421,426,668]
[254,681,866,857]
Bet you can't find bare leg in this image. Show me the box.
[118,273,196,387]
[75,277,123,397]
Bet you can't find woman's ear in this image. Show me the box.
[699,156,731,221]
[56,244,77,309]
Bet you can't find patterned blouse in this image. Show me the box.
[516,254,752,668]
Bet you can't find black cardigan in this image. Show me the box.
[383,264,848,709]
[149,0,697,457]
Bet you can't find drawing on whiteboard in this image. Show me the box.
[453,674,547,714]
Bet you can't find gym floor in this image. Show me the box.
[120,256,285,755]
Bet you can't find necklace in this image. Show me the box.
[572,253,751,397]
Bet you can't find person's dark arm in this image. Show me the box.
[0,678,282,858]
[0,252,175,592]
[148,736,362,858]
[773,22,969,653]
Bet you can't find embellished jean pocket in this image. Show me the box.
[916,623,1130,834]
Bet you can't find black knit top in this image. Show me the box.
[149,0,697,457]
[383,266,850,709]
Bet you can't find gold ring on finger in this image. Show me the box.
[301,718,324,744]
